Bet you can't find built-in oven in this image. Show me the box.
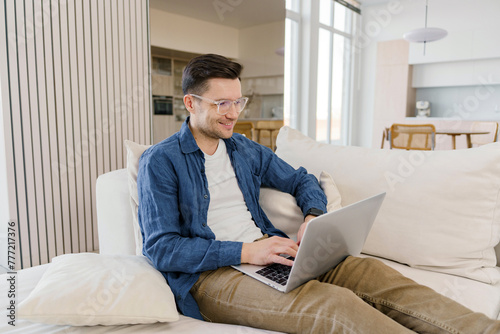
[153,95,173,115]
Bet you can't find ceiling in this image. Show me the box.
[149,0,286,29]
[149,0,390,30]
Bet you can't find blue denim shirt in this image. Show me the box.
[137,118,327,320]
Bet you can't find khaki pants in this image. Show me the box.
[190,256,500,334]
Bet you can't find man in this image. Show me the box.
[137,54,500,333]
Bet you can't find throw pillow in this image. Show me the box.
[320,171,342,212]
[124,140,151,256]
[259,171,342,241]
[275,126,500,284]
[18,253,179,326]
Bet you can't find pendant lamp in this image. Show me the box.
[403,0,447,54]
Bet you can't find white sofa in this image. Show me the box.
[2,126,499,333]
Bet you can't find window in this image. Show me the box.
[284,0,300,128]
[317,1,357,144]
[285,0,360,145]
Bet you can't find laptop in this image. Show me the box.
[232,192,386,293]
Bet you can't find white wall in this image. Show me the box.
[238,21,285,78]
[149,8,239,58]
[353,0,500,147]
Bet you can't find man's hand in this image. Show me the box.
[296,214,317,245]
[241,236,298,266]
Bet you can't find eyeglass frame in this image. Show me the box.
[189,94,249,116]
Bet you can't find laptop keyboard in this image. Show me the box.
[255,259,294,286]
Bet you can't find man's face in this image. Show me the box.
[187,78,242,141]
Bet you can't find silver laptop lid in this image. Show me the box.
[285,192,386,292]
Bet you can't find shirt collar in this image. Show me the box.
[179,117,200,154]
[179,116,237,154]
[223,135,236,151]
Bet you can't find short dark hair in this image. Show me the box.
[182,54,243,95]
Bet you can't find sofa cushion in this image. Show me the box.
[259,171,342,241]
[96,169,136,255]
[275,126,500,284]
[361,254,500,320]
[124,140,151,256]
[18,253,179,326]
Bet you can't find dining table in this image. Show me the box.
[436,130,490,149]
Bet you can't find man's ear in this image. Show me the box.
[184,95,196,113]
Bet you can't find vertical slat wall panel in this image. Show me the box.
[37,0,58,262]
[43,0,65,259]
[51,0,72,256]
[124,1,135,144]
[104,0,117,173]
[74,0,93,253]
[117,0,127,167]
[143,0,151,145]
[112,0,124,171]
[16,0,39,267]
[135,0,144,145]
[132,0,140,144]
[62,0,80,254]
[129,1,139,144]
[84,0,97,250]
[0,0,151,270]
[82,0,97,253]
[0,0,19,268]
[25,0,46,266]
[65,0,85,254]
[5,0,30,269]
[97,0,110,176]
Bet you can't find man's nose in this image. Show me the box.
[225,103,240,118]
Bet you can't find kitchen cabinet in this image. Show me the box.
[151,55,191,143]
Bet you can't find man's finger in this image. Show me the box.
[272,255,294,267]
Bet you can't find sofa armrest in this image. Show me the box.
[96,169,136,255]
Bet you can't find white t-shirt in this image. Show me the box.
[204,140,264,243]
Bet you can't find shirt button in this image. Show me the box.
[203,194,208,199]
[202,223,207,227]
[201,169,205,173]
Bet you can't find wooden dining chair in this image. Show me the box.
[254,120,284,151]
[470,121,499,147]
[233,121,255,140]
[389,123,436,150]
[381,127,390,149]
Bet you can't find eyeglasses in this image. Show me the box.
[190,94,249,116]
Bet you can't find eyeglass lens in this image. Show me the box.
[217,98,248,114]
